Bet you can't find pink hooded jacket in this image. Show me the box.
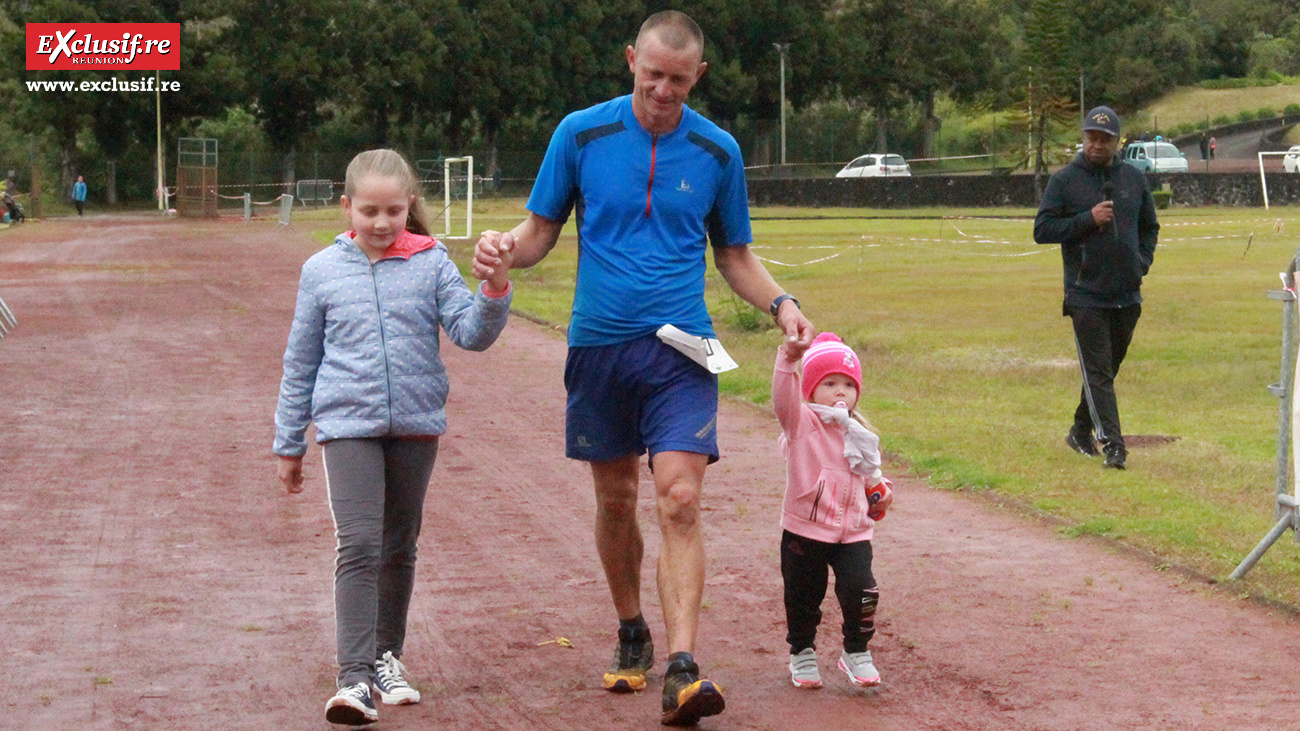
[772,347,880,544]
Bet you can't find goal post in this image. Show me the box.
[442,156,473,239]
[1258,151,1295,210]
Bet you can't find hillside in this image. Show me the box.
[1137,82,1300,130]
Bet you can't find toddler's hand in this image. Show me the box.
[782,333,811,361]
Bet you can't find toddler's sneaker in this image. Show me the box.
[789,647,822,688]
[603,624,654,693]
[661,652,725,726]
[325,682,378,725]
[838,650,881,687]
[374,650,421,705]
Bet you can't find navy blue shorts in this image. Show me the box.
[565,334,719,463]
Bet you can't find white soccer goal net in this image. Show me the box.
[1258,151,1296,210]
[442,156,474,239]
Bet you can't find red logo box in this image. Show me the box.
[26,23,180,71]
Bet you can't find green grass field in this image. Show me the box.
[302,197,1300,607]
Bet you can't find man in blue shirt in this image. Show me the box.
[475,10,813,726]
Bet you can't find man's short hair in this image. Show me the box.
[637,10,704,52]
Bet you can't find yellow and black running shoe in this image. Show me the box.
[603,625,654,693]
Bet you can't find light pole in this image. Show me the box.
[1079,68,1085,129]
[773,43,790,168]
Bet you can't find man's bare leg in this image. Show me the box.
[591,454,655,692]
[651,450,724,725]
[591,454,644,619]
[650,450,708,653]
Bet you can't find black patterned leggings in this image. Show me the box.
[781,530,878,654]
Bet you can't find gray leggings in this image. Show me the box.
[322,437,438,687]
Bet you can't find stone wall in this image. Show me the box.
[1150,172,1300,207]
[748,172,1300,209]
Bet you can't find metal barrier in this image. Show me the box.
[295,179,335,206]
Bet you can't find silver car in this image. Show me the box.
[836,154,912,178]
[1123,142,1189,173]
[1284,146,1300,173]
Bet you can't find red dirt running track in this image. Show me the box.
[4,216,1300,730]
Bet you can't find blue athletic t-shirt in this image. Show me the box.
[527,95,753,347]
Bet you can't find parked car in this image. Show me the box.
[835,153,911,178]
[1123,141,1189,173]
[1284,146,1300,173]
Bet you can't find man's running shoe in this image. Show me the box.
[603,624,654,693]
[325,682,378,726]
[661,653,725,726]
[788,647,822,688]
[374,650,421,705]
[838,650,881,687]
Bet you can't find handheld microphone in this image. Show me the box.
[1102,181,1116,236]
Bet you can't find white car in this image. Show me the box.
[1284,146,1300,173]
[1123,142,1189,174]
[836,154,911,178]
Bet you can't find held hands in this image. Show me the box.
[1091,200,1115,227]
[473,230,514,294]
[776,299,815,360]
[278,455,305,494]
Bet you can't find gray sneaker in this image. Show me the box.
[838,650,881,687]
[374,651,420,705]
[325,682,378,725]
[788,648,822,688]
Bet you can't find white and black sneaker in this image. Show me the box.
[374,650,421,705]
[325,682,378,725]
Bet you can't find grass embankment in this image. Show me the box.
[1139,83,1300,130]
[445,198,1300,609]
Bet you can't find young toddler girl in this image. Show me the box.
[772,332,893,689]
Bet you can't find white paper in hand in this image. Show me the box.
[656,324,738,374]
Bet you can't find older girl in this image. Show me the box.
[274,149,512,725]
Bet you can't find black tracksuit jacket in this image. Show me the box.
[1033,153,1160,309]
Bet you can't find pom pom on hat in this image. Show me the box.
[800,332,862,402]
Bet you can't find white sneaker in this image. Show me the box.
[325,682,378,725]
[838,650,881,687]
[788,648,822,688]
[374,650,421,705]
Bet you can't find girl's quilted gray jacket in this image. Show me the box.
[273,232,511,456]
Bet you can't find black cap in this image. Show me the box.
[1082,106,1120,137]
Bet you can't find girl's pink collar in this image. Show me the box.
[345,229,438,260]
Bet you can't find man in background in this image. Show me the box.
[1033,105,1160,470]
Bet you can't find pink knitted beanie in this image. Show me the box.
[800,332,862,401]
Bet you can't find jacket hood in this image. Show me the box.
[1070,151,1120,176]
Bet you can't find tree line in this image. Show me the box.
[0,0,1293,201]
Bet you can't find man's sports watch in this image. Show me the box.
[769,294,800,318]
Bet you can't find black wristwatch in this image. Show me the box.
[770,294,799,318]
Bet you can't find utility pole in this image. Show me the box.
[1079,68,1085,128]
[773,43,790,169]
[156,70,164,212]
